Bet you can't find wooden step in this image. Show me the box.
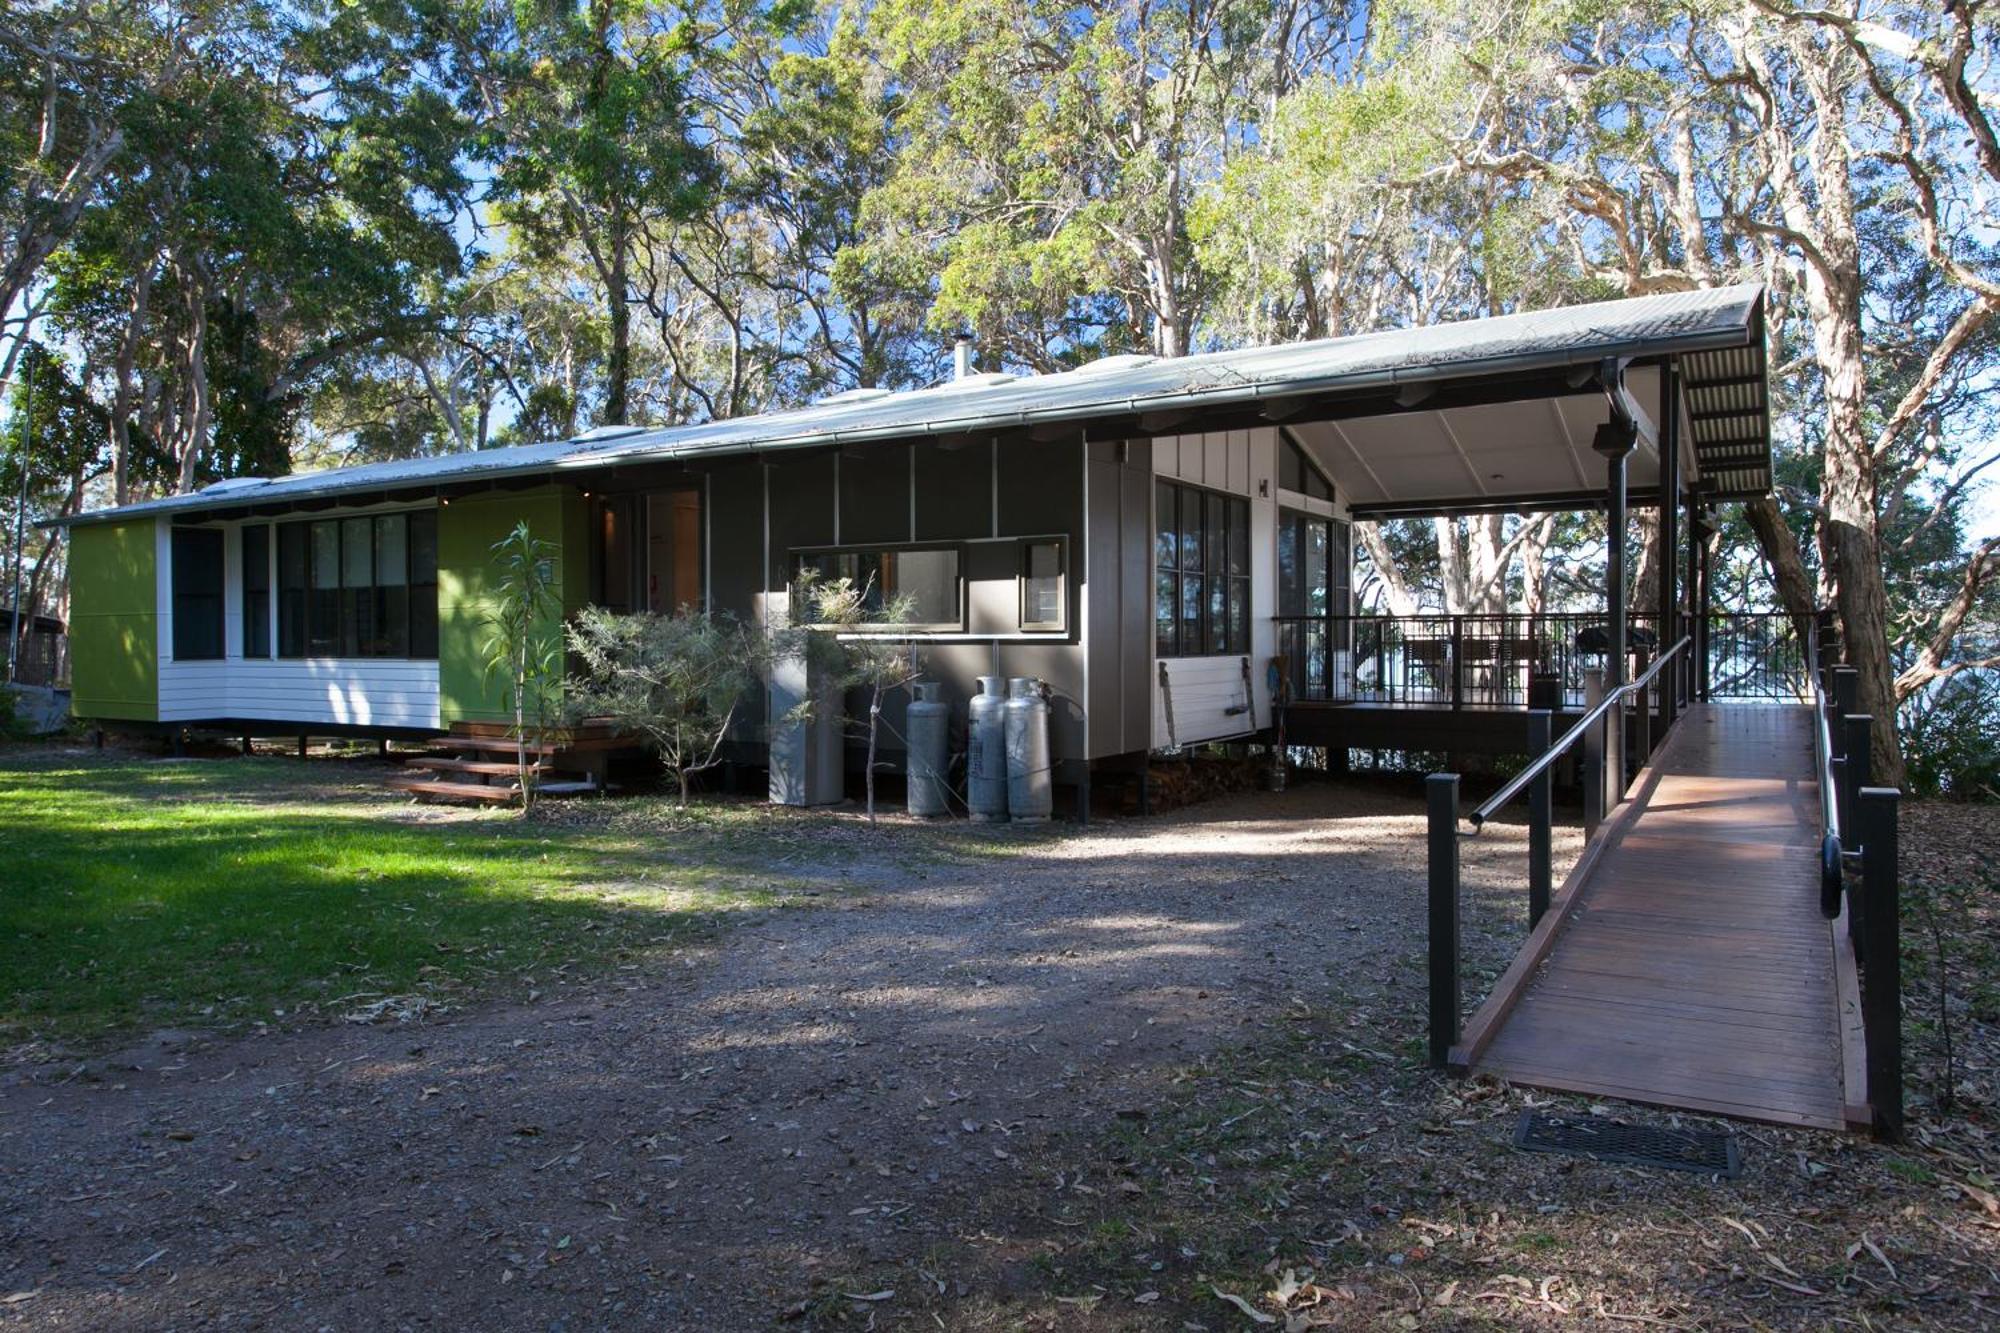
[406,756,549,778]
[384,775,520,805]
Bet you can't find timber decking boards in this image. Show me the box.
[1475,703,1846,1132]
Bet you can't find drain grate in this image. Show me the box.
[1513,1112,1741,1177]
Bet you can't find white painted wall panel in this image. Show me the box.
[155,508,442,728]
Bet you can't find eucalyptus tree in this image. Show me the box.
[851,0,1365,368]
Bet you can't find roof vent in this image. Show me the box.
[953,332,976,380]
[573,423,647,442]
[821,386,896,405]
[200,476,272,494]
[1068,353,1159,377]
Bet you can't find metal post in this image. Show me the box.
[1450,615,1464,710]
[1858,786,1902,1141]
[1659,361,1680,727]
[6,350,35,685]
[1582,667,1606,837]
[1694,509,1712,700]
[1527,710,1553,929]
[1633,644,1652,774]
[1684,493,1700,707]
[1598,422,1632,789]
[1427,773,1462,1069]
[1833,665,1859,719]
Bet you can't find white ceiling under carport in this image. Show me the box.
[1289,366,1691,515]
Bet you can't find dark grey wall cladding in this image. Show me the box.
[706,456,768,728]
[913,439,992,540]
[997,436,1081,536]
[764,450,837,576]
[738,435,1090,781]
[1085,439,1155,758]
[837,443,913,545]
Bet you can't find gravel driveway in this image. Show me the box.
[0,779,1570,1330]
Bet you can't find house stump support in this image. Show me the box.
[1858,784,1903,1141]
[1426,772,1462,1069]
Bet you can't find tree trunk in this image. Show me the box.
[865,686,881,823]
[605,218,630,426]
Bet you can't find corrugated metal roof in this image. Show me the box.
[63,282,1768,526]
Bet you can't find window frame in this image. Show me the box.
[1016,537,1067,633]
[276,507,440,661]
[1278,431,1336,504]
[790,541,967,633]
[241,523,271,658]
[170,525,227,662]
[1154,480,1251,659]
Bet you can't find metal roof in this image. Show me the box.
[62,283,1768,527]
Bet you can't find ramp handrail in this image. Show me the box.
[1426,634,1692,1071]
[1465,635,1692,831]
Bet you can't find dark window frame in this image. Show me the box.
[170,526,226,662]
[1278,431,1336,504]
[276,508,439,661]
[790,541,966,632]
[1155,480,1251,658]
[1017,537,1067,633]
[241,523,271,658]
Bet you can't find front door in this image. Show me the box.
[594,488,703,615]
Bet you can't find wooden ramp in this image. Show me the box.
[1473,704,1851,1131]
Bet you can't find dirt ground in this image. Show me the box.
[3,776,1996,1331]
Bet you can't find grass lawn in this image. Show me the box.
[0,747,806,1049]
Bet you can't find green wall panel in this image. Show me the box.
[68,519,158,721]
[436,486,587,725]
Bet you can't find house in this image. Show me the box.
[56,284,1772,809]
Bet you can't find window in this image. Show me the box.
[171,527,225,661]
[1019,539,1065,631]
[1278,433,1335,503]
[277,510,438,659]
[278,523,308,657]
[241,524,271,657]
[794,545,962,629]
[1155,481,1249,657]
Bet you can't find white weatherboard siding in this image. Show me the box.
[154,513,443,728]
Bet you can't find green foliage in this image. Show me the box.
[565,606,784,807]
[1903,675,2000,800]
[481,522,566,812]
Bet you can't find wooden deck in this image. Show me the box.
[1473,704,1851,1130]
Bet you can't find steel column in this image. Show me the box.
[1527,709,1553,928]
[1859,786,1903,1141]
[1427,773,1462,1069]
[1658,361,1681,723]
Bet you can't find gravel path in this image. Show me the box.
[0,780,1571,1330]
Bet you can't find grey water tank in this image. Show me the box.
[1003,676,1052,824]
[906,682,951,817]
[967,675,1008,822]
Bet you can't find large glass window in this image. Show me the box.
[1155,481,1249,657]
[241,524,270,658]
[1279,509,1353,618]
[794,545,962,628]
[277,510,438,659]
[171,527,225,661]
[1277,434,1335,503]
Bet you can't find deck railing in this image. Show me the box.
[1273,611,1663,709]
[1709,610,1809,700]
[1425,635,1693,1070]
[1811,622,1902,1141]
